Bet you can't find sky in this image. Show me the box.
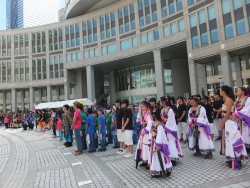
[0,0,65,30]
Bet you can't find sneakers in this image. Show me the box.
[179,138,184,143]
[117,149,126,155]
[124,153,134,158]
[116,149,123,154]
[215,136,221,140]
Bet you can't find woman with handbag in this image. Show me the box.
[188,96,215,159]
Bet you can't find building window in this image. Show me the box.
[121,39,131,50]
[141,34,146,45]
[107,44,117,54]
[152,11,158,22]
[84,51,89,59]
[169,3,175,15]
[192,36,199,49]
[179,19,185,31]
[140,17,145,27]
[171,22,177,34]
[187,0,195,6]
[162,6,168,18]
[176,0,183,11]
[211,29,219,43]
[94,48,99,56]
[146,14,151,24]
[147,32,153,43]
[198,10,206,24]
[102,46,107,55]
[208,6,216,20]
[225,23,234,39]
[236,19,246,35]
[164,25,169,36]
[138,0,143,10]
[154,30,159,40]
[190,14,197,27]
[233,0,242,9]
[119,25,124,34]
[222,0,231,14]
[132,37,137,46]
[201,33,208,46]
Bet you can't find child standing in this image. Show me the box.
[57,116,63,140]
[98,108,106,152]
[111,106,120,148]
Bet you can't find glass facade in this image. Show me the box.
[225,23,234,39]
[236,19,246,35]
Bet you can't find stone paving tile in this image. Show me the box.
[23,135,45,142]
[33,168,78,188]
[239,181,250,187]
[30,140,55,150]
[1,133,29,188]
[107,141,250,188]
[0,157,9,175]
[0,135,10,145]
[36,149,69,168]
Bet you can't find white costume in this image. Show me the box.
[150,123,172,175]
[188,105,215,152]
[161,107,183,160]
[235,97,250,148]
[222,104,248,161]
[135,109,152,163]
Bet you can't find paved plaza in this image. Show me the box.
[0,127,250,188]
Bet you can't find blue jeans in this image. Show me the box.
[74,129,83,152]
[89,134,96,151]
[81,129,87,149]
[100,133,106,150]
[133,130,138,144]
[107,130,113,144]
[58,130,63,140]
[94,132,98,148]
[112,131,120,148]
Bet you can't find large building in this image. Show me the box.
[0,0,250,112]
[6,0,60,29]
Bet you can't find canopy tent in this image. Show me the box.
[35,102,55,110]
[35,98,94,110]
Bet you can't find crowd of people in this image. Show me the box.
[0,85,250,178]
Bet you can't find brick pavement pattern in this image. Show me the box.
[0,127,249,188]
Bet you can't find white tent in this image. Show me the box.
[35,102,55,110]
[35,98,94,110]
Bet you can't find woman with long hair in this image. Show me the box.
[160,96,183,166]
[235,87,250,154]
[150,107,172,178]
[188,96,215,159]
[220,85,248,169]
[62,104,73,147]
[135,100,152,169]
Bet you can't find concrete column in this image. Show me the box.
[86,65,95,102]
[3,91,6,112]
[11,88,17,112]
[56,87,60,101]
[197,63,208,96]
[21,90,24,111]
[171,59,191,97]
[38,88,42,103]
[153,49,165,97]
[47,85,52,102]
[29,87,34,111]
[188,59,199,95]
[74,70,84,99]
[221,51,233,87]
[234,56,243,87]
[64,83,70,101]
[109,71,116,103]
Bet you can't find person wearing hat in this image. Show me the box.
[111,105,120,148]
[98,108,106,151]
[121,99,134,158]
